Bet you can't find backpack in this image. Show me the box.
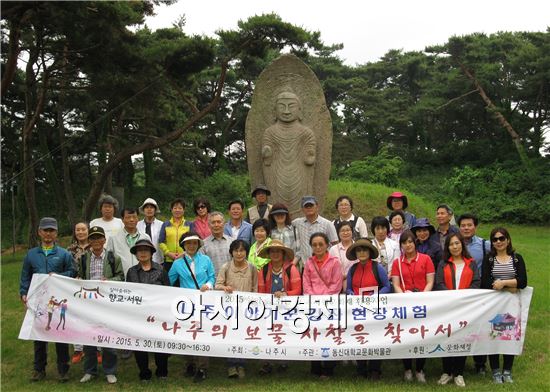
[334,217,361,240]
[348,260,383,289]
[262,263,292,288]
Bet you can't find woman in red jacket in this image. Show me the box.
[435,232,480,388]
[257,240,302,297]
[257,240,301,375]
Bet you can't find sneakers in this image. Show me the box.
[97,351,103,365]
[193,368,206,383]
[80,373,94,383]
[59,372,70,383]
[72,351,84,364]
[404,369,413,382]
[493,370,503,384]
[416,370,426,383]
[502,371,514,383]
[30,370,46,382]
[237,366,246,379]
[437,373,453,385]
[106,374,117,384]
[228,366,238,378]
[454,375,466,387]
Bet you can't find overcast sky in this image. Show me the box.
[144,0,549,65]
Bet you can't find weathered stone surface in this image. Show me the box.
[245,54,332,217]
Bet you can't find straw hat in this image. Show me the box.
[346,238,379,260]
[258,239,294,261]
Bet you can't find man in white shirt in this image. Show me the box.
[106,207,151,276]
[90,194,124,242]
[136,198,163,265]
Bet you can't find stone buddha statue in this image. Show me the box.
[262,92,316,215]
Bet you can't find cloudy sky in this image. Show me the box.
[145,0,549,65]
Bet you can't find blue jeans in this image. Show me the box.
[83,346,117,375]
[227,358,246,368]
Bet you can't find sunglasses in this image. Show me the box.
[492,236,507,243]
[197,205,207,209]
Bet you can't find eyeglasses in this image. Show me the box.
[492,236,507,243]
[197,205,207,209]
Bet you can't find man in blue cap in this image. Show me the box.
[292,196,338,270]
[20,217,75,382]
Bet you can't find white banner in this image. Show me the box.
[19,274,533,361]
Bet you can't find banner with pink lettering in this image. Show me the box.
[19,274,533,360]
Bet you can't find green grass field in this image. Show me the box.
[2,181,549,390]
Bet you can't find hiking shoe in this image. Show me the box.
[59,372,70,383]
[185,363,196,377]
[228,366,238,378]
[119,349,131,360]
[476,365,487,376]
[237,366,246,379]
[404,369,413,382]
[193,368,206,383]
[502,371,514,383]
[106,374,117,384]
[30,370,46,382]
[493,370,503,384]
[416,370,426,383]
[259,363,273,375]
[72,351,84,364]
[437,373,453,385]
[454,375,466,387]
[97,351,103,365]
[80,373,94,383]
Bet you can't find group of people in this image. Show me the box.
[19,186,527,386]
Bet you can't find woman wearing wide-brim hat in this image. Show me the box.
[345,238,391,380]
[257,240,302,297]
[256,239,302,375]
[168,232,215,382]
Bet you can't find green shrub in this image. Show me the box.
[342,147,403,187]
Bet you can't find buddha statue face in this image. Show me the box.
[275,92,302,123]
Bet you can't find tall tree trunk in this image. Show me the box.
[83,62,229,220]
[37,127,65,219]
[22,44,41,247]
[458,62,532,171]
[57,43,78,225]
[1,14,26,97]
[143,148,154,188]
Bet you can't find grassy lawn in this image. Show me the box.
[2,181,549,390]
[2,223,548,391]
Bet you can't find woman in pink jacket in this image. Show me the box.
[302,232,343,379]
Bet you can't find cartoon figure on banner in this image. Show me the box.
[56,299,68,330]
[488,313,521,341]
[45,296,60,331]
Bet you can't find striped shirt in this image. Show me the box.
[292,215,338,264]
[200,234,232,274]
[492,257,516,280]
